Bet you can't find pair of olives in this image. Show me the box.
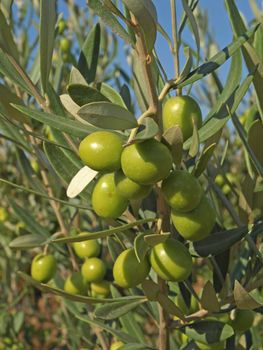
[113,238,193,288]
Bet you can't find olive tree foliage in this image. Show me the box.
[0,0,263,349]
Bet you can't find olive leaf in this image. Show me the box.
[66,166,98,199]
[234,280,263,310]
[67,84,109,106]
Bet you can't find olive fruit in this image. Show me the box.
[121,139,173,185]
[115,170,152,200]
[73,233,100,259]
[79,131,123,171]
[161,170,203,212]
[150,239,192,282]
[90,280,111,298]
[113,248,150,288]
[57,20,66,34]
[92,173,128,219]
[64,272,86,295]
[110,341,124,350]
[0,207,8,222]
[31,254,56,283]
[60,38,71,53]
[231,309,254,333]
[163,95,202,141]
[81,257,107,283]
[171,196,216,241]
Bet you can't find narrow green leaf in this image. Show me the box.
[0,84,27,123]
[122,0,157,51]
[78,101,138,130]
[180,46,193,79]
[194,143,217,177]
[0,48,37,96]
[40,0,56,92]
[69,67,88,86]
[77,23,100,83]
[134,232,150,263]
[134,118,159,142]
[144,232,171,247]
[119,344,156,350]
[67,84,109,106]
[247,119,263,174]
[97,82,127,108]
[51,218,156,244]
[182,320,234,343]
[189,221,263,257]
[44,142,83,188]
[0,178,90,210]
[9,234,48,249]
[19,272,144,305]
[87,1,134,46]
[176,24,259,89]
[12,104,99,138]
[162,126,183,166]
[184,69,255,149]
[0,9,19,60]
[111,285,146,343]
[225,0,263,119]
[65,300,137,343]
[94,299,146,320]
[189,118,200,157]
[9,200,49,237]
[181,0,200,61]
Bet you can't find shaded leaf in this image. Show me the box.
[189,118,200,158]
[0,9,19,60]
[182,0,200,61]
[162,126,183,166]
[94,299,146,320]
[78,101,138,130]
[69,66,88,86]
[65,300,137,343]
[234,280,263,310]
[189,221,263,257]
[194,143,217,177]
[182,320,234,344]
[97,82,127,108]
[67,84,109,106]
[200,281,220,312]
[77,23,100,83]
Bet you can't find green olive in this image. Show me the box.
[114,170,152,200]
[171,196,216,241]
[113,248,150,288]
[162,95,202,141]
[73,233,100,259]
[92,173,128,219]
[121,139,173,185]
[79,131,123,171]
[81,257,107,283]
[110,341,124,350]
[90,280,111,298]
[60,38,71,53]
[150,238,192,282]
[161,170,203,212]
[64,271,86,295]
[31,254,56,283]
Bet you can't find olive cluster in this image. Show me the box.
[31,236,110,298]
